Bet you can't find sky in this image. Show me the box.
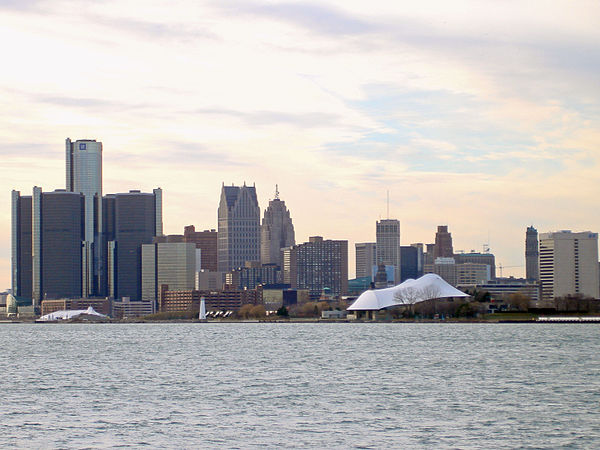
[2,0,600,290]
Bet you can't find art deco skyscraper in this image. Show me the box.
[433,225,454,258]
[217,183,260,272]
[66,138,103,296]
[260,186,295,267]
[376,219,401,284]
[525,226,539,281]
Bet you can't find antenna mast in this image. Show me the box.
[275,184,280,200]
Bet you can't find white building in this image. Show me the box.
[539,230,599,300]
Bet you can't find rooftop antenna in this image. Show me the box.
[275,184,280,200]
[386,190,389,219]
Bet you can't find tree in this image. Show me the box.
[276,306,289,317]
[249,305,266,318]
[507,293,530,312]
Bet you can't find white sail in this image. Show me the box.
[199,297,207,321]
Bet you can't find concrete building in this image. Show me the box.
[159,286,262,312]
[433,225,453,259]
[539,230,600,300]
[66,138,103,297]
[376,219,401,284]
[285,236,348,299]
[141,242,197,304]
[461,277,540,303]
[260,186,295,268]
[228,262,279,290]
[455,263,491,285]
[196,270,228,290]
[104,189,163,301]
[355,242,377,279]
[526,226,539,282]
[454,252,496,279]
[217,183,260,272]
[184,226,218,272]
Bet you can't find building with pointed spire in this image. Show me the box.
[217,183,260,272]
[260,185,295,268]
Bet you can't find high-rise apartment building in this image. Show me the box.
[285,236,348,298]
[355,242,377,279]
[539,231,599,301]
[433,225,453,258]
[184,226,218,271]
[104,189,163,301]
[376,219,401,284]
[526,226,539,281]
[66,138,103,297]
[260,186,295,268]
[217,183,260,272]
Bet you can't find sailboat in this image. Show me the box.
[199,296,207,322]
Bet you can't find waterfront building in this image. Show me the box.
[284,236,348,299]
[460,277,540,303]
[196,270,228,290]
[526,226,539,282]
[141,242,197,304]
[433,225,453,258]
[159,286,262,312]
[217,183,260,272]
[260,186,295,268]
[263,287,309,310]
[66,138,103,297]
[455,263,491,285]
[348,276,372,296]
[104,189,163,301]
[355,243,377,279]
[184,226,218,272]
[539,230,599,300]
[41,298,112,316]
[11,191,32,300]
[376,219,401,284]
[30,189,85,303]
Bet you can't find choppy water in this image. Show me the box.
[1,323,599,448]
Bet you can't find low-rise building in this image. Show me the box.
[41,298,112,316]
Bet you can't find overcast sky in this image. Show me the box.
[2,0,600,289]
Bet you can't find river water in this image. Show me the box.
[0,323,598,448]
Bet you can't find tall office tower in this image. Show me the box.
[355,243,377,279]
[400,246,419,281]
[141,242,196,305]
[184,226,218,271]
[30,188,85,304]
[286,236,348,298]
[411,243,424,277]
[539,230,599,301]
[66,138,103,297]
[433,225,453,258]
[260,186,295,268]
[104,189,163,301]
[376,219,401,284]
[424,243,436,265]
[526,226,539,281]
[217,183,260,272]
[11,191,32,300]
[454,252,496,279]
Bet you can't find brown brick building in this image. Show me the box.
[41,298,112,316]
[159,285,262,312]
[184,225,217,271]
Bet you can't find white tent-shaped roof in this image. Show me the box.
[37,306,107,322]
[347,273,469,311]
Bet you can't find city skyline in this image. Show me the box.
[2,1,600,290]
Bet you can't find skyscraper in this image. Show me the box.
[539,230,599,301]
[66,138,103,297]
[355,242,377,279]
[433,225,453,258]
[260,186,295,267]
[217,183,260,272]
[184,226,218,271]
[104,189,163,301]
[376,219,401,284]
[525,226,539,281]
[11,191,32,300]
